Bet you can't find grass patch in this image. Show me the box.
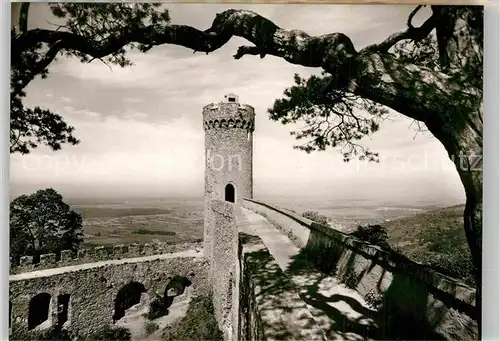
[132,228,176,236]
[162,295,223,341]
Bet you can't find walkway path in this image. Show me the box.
[237,207,378,341]
[9,248,204,282]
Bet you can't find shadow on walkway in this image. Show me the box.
[285,249,447,340]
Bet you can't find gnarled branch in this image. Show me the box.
[361,6,437,53]
[12,7,479,134]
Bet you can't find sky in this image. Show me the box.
[10,3,466,205]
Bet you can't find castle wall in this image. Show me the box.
[9,241,203,274]
[208,199,239,341]
[242,198,478,341]
[9,249,209,338]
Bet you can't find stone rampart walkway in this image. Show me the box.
[9,248,204,282]
[237,207,378,341]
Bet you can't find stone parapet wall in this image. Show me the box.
[10,241,203,274]
[238,233,326,341]
[242,198,312,248]
[242,198,478,341]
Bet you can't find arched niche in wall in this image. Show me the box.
[225,183,235,203]
[113,281,146,322]
[164,275,192,308]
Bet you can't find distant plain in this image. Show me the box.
[70,199,205,247]
[69,196,460,247]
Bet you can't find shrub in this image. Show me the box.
[365,289,384,309]
[343,268,358,289]
[302,210,330,226]
[10,325,131,341]
[144,321,159,336]
[415,249,475,286]
[133,229,176,236]
[86,326,131,341]
[147,297,169,320]
[350,224,391,250]
[10,326,71,341]
[415,224,476,286]
[163,295,223,341]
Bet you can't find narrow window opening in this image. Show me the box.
[9,301,12,328]
[57,294,70,327]
[228,97,236,102]
[225,184,235,203]
[28,293,51,330]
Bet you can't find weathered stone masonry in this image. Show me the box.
[10,241,203,274]
[9,245,209,337]
[242,198,478,341]
[203,93,254,260]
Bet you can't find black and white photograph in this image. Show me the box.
[9,2,485,341]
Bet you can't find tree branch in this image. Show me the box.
[12,8,478,131]
[407,5,424,29]
[18,3,31,34]
[361,8,437,53]
[12,9,356,78]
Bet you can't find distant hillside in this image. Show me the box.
[382,204,475,286]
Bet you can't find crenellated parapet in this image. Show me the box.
[203,117,255,131]
[202,93,255,132]
[9,240,203,274]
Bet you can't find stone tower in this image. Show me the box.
[202,93,255,254]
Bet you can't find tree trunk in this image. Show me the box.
[459,147,483,330]
[431,7,483,332]
[426,102,483,330]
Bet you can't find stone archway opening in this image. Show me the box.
[113,281,146,322]
[164,276,192,308]
[225,183,235,203]
[28,293,51,330]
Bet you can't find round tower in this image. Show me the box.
[203,93,254,204]
[203,93,255,253]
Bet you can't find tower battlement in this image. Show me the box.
[202,93,255,131]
